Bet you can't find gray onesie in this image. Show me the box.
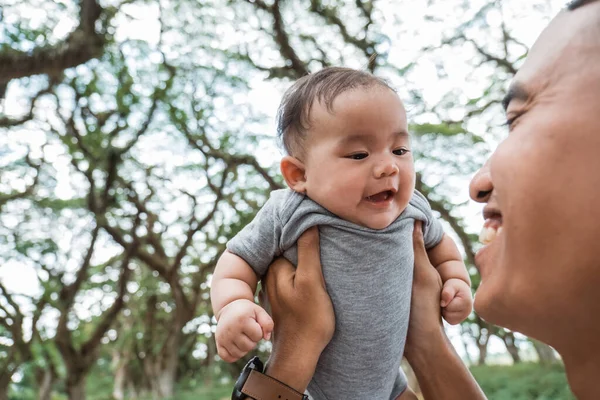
[227,189,444,400]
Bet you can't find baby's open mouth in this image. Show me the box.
[479,211,503,245]
[366,190,394,203]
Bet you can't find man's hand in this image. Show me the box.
[260,226,335,392]
[405,221,487,399]
[405,221,445,361]
[215,299,273,363]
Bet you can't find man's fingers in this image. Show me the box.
[412,221,428,263]
[296,226,324,286]
[255,307,274,341]
[264,256,295,297]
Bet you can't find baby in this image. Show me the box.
[210,67,472,399]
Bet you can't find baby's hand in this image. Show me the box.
[440,278,473,325]
[215,299,274,363]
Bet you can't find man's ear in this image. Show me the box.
[280,156,307,193]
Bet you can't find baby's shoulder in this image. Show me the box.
[265,188,306,223]
[408,190,433,215]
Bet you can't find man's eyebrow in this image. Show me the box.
[502,83,530,111]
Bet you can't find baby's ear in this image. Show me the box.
[280,156,307,193]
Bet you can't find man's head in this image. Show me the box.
[470,0,600,355]
[277,67,415,229]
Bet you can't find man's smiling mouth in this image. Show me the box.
[479,208,503,245]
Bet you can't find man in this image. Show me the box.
[242,0,600,398]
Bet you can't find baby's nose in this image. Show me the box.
[375,160,399,178]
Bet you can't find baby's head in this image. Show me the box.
[277,67,415,230]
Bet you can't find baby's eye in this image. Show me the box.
[393,148,409,156]
[346,152,368,160]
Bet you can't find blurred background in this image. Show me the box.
[0,0,576,399]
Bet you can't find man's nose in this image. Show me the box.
[469,158,493,203]
[374,157,399,178]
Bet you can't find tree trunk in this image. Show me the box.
[459,335,474,365]
[531,340,558,365]
[66,375,86,400]
[127,381,139,399]
[143,331,181,399]
[0,371,13,400]
[477,341,488,365]
[37,367,56,400]
[504,342,521,364]
[501,332,521,364]
[112,351,128,400]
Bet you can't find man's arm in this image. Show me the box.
[261,227,334,393]
[405,222,486,400]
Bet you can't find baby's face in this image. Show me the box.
[302,86,415,230]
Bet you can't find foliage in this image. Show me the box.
[470,363,575,400]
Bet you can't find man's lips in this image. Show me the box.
[479,206,503,245]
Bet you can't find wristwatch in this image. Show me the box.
[232,356,309,400]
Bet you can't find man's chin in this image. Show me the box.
[474,279,525,332]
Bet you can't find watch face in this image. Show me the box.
[246,356,264,372]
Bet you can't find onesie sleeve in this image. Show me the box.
[410,190,445,249]
[226,191,287,277]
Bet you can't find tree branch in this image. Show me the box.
[0,0,105,84]
[245,0,309,77]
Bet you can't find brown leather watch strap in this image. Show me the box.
[241,369,306,400]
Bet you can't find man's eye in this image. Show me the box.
[504,112,524,131]
[346,153,368,160]
[393,148,409,156]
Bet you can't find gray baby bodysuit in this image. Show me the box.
[227,189,444,400]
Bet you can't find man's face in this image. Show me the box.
[470,4,600,343]
[302,86,415,230]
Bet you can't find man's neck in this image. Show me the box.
[560,337,600,399]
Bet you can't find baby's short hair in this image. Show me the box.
[276,67,394,157]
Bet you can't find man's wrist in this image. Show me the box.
[405,325,450,367]
[265,344,321,393]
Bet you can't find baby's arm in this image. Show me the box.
[210,250,274,362]
[427,234,472,325]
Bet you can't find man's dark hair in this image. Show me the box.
[276,67,394,157]
[567,0,600,10]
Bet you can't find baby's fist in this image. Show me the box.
[215,299,274,363]
[440,278,473,325]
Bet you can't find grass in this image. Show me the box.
[470,363,575,400]
[9,362,575,400]
[183,363,575,400]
